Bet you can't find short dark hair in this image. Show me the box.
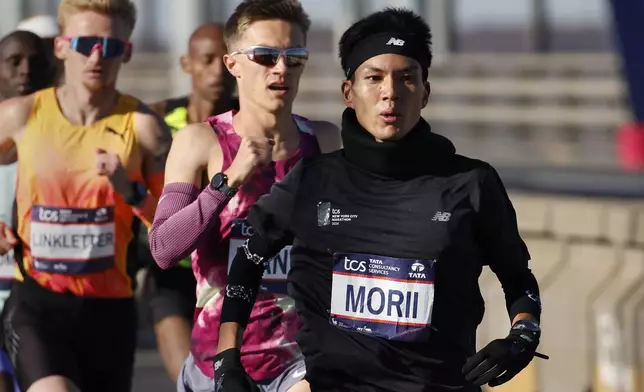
[224,0,311,49]
[338,7,433,78]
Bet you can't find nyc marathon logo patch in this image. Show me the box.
[317,201,358,227]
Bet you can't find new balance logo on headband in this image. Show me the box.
[386,37,405,46]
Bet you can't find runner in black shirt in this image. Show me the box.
[214,7,546,392]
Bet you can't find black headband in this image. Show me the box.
[343,32,429,80]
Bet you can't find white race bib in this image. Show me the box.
[228,218,291,294]
[30,206,115,274]
[330,252,436,342]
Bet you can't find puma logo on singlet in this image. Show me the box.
[105,127,124,140]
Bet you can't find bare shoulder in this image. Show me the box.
[164,122,220,185]
[172,122,220,152]
[133,101,173,154]
[169,122,221,167]
[0,94,35,154]
[0,94,35,133]
[310,120,342,153]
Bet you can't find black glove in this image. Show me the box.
[462,320,544,387]
[213,348,259,392]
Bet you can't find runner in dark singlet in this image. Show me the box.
[144,23,239,383]
[16,15,63,85]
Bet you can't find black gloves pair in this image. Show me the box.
[462,321,548,388]
[214,348,259,392]
[213,325,547,390]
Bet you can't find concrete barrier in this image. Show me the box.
[592,248,644,392]
[475,193,644,392]
[478,237,564,392]
[621,262,644,392]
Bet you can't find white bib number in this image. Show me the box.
[30,206,116,274]
[330,253,436,342]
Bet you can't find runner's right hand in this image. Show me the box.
[224,137,275,188]
[214,348,259,392]
[0,221,17,256]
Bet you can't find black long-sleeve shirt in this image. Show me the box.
[222,123,541,392]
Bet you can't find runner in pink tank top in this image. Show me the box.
[191,110,319,379]
[149,2,341,391]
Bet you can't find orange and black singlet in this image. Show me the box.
[14,87,146,298]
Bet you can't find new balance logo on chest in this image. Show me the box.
[431,212,451,222]
[386,37,405,46]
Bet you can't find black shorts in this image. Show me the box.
[2,279,137,392]
[143,262,196,325]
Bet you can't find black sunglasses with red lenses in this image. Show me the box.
[230,46,309,68]
[60,36,132,59]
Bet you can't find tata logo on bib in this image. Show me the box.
[344,257,367,273]
[408,260,436,279]
[409,261,426,279]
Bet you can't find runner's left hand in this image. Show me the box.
[462,327,540,387]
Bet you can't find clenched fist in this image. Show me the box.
[224,137,275,188]
[96,148,131,199]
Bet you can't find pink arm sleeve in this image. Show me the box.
[149,182,231,269]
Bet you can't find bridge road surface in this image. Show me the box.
[131,271,180,392]
[133,349,176,392]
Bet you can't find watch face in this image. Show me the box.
[211,173,225,189]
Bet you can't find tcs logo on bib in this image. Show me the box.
[38,208,59,222]
[344,257,367,273]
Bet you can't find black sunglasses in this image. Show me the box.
[60,36,131,59]
[230,46,309,68]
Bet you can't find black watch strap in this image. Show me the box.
[211,172,237,198]
[125,182,147,206]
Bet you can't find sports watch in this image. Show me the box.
[210,172,238,198]
[125,182,148,206]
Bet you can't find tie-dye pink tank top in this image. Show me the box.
[191,111,320,380]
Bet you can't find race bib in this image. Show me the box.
[30,206,115,274]
[228,218,291,294]
[330,252,436,342]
